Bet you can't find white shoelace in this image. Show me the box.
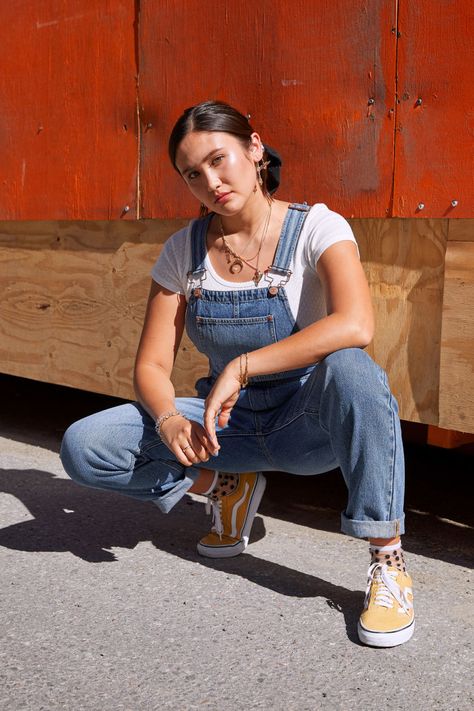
[364,562,413,614]
[205,497,223,538]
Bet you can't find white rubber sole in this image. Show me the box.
[357,618,415,647]
[197,473,267,559]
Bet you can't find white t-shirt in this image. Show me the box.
[151,203,358,329]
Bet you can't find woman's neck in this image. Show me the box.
[218,191,272,237]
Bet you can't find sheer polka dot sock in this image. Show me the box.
[370,542,407,573]
[202,472,238,500]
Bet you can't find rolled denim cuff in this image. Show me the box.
[152,465,201,513]
[340,512,405,539]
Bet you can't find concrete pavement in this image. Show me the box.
[1,375,473,711]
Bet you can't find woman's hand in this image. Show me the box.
[159,415,217,466]
[203,361,242,450]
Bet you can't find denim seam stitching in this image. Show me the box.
[386,387,397,521]
[216,410,308,437]
[377,369,397,522]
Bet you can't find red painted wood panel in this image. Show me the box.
[393,1,474,217]
[139,0,398,219]
[0,1,138,219]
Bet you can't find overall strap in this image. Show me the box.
[187,214,213,286]
[271,203,311,272]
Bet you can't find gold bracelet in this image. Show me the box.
[155,410,187,437]
[239,352,249,388]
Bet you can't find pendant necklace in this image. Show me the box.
[219,204,272,286]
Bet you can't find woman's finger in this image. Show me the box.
[216,392,239,427]
[203,403,220,452]
[217,408,231,428]
[171,446,195,467]
[173,441,198,466]
[189,430,211,462]
[195,428,215,457]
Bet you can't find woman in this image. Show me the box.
[61,100,414,647]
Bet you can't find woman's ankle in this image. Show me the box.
[188,468,217,495]
[368,537,406,573]
[369,537,401,547]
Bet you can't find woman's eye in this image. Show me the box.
[212,155,224,166]
[188,171,199,180]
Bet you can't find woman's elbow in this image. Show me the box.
[354,314,374,348]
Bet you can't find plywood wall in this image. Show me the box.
[353,218,447,424]
[438,234,474,430]
[1,218,473,432]
[0,220,188,399]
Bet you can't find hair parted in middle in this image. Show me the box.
[168,100,275,208]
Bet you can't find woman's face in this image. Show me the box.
[175,130,264,215]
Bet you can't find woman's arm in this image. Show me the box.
[203,241,373,446]
[134,281,218,464]
[237,240,374,376]
[134,281,187,419]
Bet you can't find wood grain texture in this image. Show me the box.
[0,219,201,399]
[0,1,138,219]
[448,220,474,242]
[393,1,474,217]
[139,0,397,218]
[1,218,473,431]
[438,241,474,430]
[353,218,447,423]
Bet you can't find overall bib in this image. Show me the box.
[61,205,405,539]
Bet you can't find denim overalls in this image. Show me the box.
[61,204,405,539]
[186,204,314,396]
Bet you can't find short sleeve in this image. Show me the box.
[303,204,359,270]
[150,224,191,295]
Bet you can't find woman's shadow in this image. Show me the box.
[0,466,363,643]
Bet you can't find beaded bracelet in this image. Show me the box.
[155,410,187,437]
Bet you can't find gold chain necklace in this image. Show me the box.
[232,211,269,260]
[219,205,272,286]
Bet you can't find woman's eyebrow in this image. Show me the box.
[182,148,225,175]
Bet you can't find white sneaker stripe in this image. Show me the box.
[231,482,249,538]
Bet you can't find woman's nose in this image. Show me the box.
[206,170,221,191]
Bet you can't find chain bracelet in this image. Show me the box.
[155,410,187,438]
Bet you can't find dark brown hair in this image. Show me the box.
[168,100,272,203]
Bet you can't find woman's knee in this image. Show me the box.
[60,409,136,486]
[320,348,388,401]
[60,417,94,484]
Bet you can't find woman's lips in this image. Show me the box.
[214,191,232,204]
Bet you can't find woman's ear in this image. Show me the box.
[249,132,264,162]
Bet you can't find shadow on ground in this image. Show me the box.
[0,465,365,643]
[1,373,473,576]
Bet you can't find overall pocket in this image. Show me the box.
[195,314,277,368]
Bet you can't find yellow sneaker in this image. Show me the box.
[197,472,266,558]
[358,562,415,647]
